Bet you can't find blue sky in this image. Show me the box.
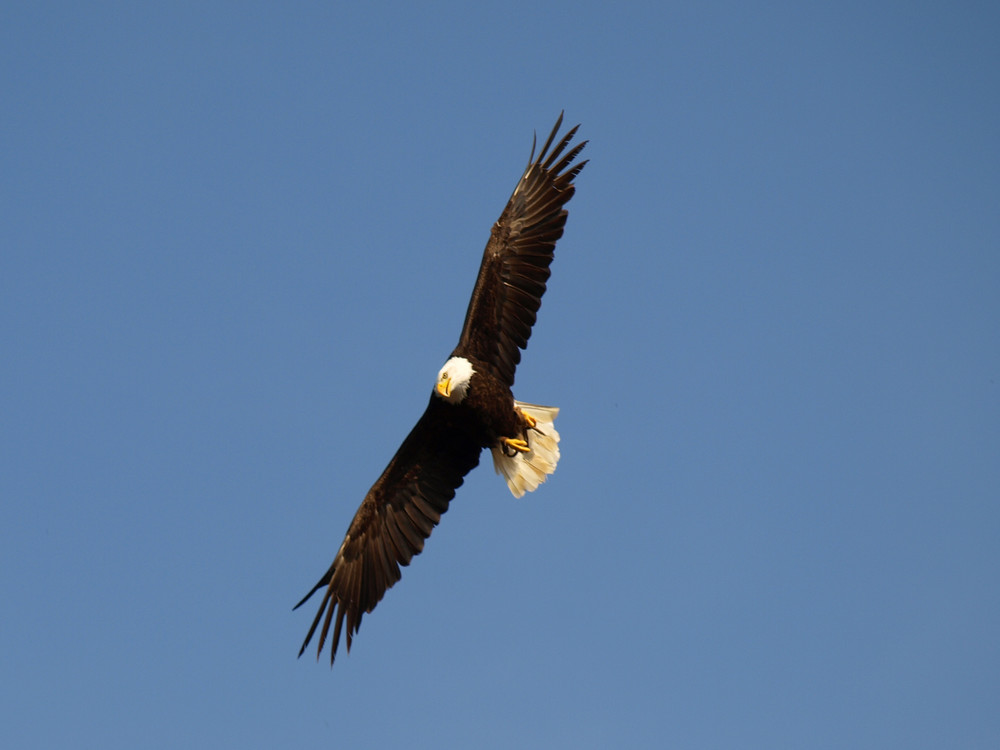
[2,2,998,748]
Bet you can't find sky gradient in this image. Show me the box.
[2,3,998,748]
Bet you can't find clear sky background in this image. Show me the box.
[2,3,997,748]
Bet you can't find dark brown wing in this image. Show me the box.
[454,113,587,387]
[295,397,481,665]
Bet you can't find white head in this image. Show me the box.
[435,356,475,404]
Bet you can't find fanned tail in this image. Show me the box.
[491,402,560,498]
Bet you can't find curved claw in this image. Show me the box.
[517,409,538,429]
[501,437,531,456]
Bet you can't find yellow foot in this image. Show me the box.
[501,437,531,456]
[517,409,537,429]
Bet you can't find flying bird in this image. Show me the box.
[296,114,587,664]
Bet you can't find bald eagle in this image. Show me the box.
[296,114,587,664]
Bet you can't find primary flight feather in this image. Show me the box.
[296,114,587,665]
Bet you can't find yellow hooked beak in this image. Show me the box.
[436,376,452,398]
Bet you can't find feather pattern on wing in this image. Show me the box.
[455,112,587,387]
[295,398,481,664]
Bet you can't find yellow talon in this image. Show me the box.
[518,410,537,429]
[502,437,531,454]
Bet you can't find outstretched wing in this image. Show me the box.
[454,113,587,387]
[295,398,481,664]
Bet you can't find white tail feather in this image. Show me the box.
[490,401,561,498]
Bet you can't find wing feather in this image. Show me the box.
[295,398,481,664]
[454,113,587,386]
